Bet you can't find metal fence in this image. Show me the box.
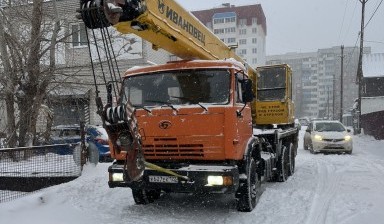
[0,144,83,203]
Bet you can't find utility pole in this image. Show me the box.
[340,45,344,123]
[332,73,335,120]
[356,0,367,134]
[327,86,330,119]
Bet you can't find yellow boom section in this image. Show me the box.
[114,0,242,61]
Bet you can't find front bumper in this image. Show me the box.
[108,163,240,194]
[312,140,353,153]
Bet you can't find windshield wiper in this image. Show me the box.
[145,100,178,112]
[170,96,208,111]
[133,105,152,114]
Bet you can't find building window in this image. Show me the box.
[239,29,247,35]
[252,48,257,54]
[252,58,257,64]
[252,38,257,44]
[213,18,225,24]
[169,55,178,61]
[71,23,87,48]
[252,27,257,34]
[239,18,247,26]
[239,39,247,45]
[224,27,236,33]
[238,49,247,55]
[225,17,236,23]
[252,17,257,24]
[227,38,236,43]
[214,28,224,34]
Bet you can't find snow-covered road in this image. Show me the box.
[1,130,384,224]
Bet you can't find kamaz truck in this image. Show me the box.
[78,0,298,212]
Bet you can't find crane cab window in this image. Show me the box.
[257,67,286,101]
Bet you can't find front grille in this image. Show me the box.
[323,138,344,142]
[324,145,345,149]
[143,138,204,158]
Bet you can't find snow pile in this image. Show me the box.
[0,132,384,224]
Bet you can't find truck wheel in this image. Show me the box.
[237,158,261,212]
[288,143,295,176]
[277,146,289,182]
[131,189,160,204]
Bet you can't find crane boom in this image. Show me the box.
[80,0,247,64]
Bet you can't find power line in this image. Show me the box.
[342,0,358,44]
[364,0,383,28]
[337,0,349,44]
[345,33,360,69]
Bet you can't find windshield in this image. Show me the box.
[314,122,346,132]
[257,66,286,101]
[121,69,231,107]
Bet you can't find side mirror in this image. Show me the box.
[242,79,254,103]
[347,129,351,133]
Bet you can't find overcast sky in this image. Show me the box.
[177,0,384,56]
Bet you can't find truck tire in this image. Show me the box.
[277,146,289,182]
[288,143,295,176]
[237,158,261,212]
[131,189,161,204]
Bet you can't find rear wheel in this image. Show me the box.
[237,158,261,212]
[277,146,289,182]
[132,189,161,204]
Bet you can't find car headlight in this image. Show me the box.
[314,134,323,141]
[344,135,352,141]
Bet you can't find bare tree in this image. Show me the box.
[0,0,64,147]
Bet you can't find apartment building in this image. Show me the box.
[192,3,267,67]
[267,46,370,119]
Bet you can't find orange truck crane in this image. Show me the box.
[78,0,298,212]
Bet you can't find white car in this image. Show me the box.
[303,120,353,154]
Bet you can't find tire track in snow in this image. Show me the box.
[304,157,341,224]
[357,153,384,189]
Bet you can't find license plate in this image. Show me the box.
[148,175,178,183]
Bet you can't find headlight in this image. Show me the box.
[207,176,223,186]
[206,176,233,186]
[110,173,124,182]
[314,134,323,141]
[344,135,352,141]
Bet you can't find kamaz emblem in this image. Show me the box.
[159,120,172,129]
